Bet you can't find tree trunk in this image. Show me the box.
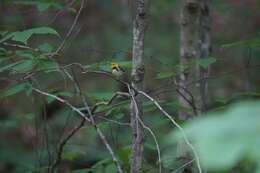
[178,0,211,172]
[179,0,201,119]
[130,0,146,173]
[198,0,211,113]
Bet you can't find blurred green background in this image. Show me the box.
[0,0,260,173]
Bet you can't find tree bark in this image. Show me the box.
[178,0,211,172]
[130,0,146,173]
[179,0,201,119]
[198,0,211,112]
[179,0,211,117]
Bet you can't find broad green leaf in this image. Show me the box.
[1,82,30,98]
[222,39,260,48]
[173,101,260,172]
[11,59,34,73]
[0,61,21,73]
[197,57,216,69]
[118,146,131,168]
[37,59,59,72]
[11,27,59,44]
[15,50,35,59]
[88,92,114,101]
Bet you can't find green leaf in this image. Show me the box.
[222,38,260,48]
[62,151,80,161]
[105,107,125,119]
[118,146,131,168]
[0,61,21,73]
[197,57,216,69]
[173,101,260,172]
[37,3,51,12]
[37,59,59,72]
[11,59,34,73]
[13,1,64,12]
[38,43,53,53]
[88,92,114,101]
[156,71,175,79]
[11,27,59,44]
[15,50,35,59]
[0,33,14,43]
[1,82,30,98]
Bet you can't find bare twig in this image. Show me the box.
[50,117,85,173]
[33,87,91,122]
[48,0,78,25]
[50,0,86,57]
[1,42,36,50]
[91,91,130,113]
[68,69,124,173]
[33,84,124,173]
[138,90,202,173]
[95,115,130,126]
[172,159,195,173]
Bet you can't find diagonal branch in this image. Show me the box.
[33,87,90,122]
[138,90,202,173]
[68,69,124,173]
[49,0,86,57]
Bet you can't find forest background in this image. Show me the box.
[0,0,260,173]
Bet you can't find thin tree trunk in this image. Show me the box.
[130,0,146,172]
[198,0,211,113]
[178,1,211,172]
[179,0,201,119]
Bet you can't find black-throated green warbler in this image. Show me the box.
[111,63,129,92]
[111,63,126,77]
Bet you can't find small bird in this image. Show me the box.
[111,62,130,93]
[111,63,126,77]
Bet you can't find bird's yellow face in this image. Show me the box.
[111,63,119,70]
[111,63,123,77]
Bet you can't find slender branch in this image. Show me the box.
[68,69,124,173]
[1,42,36,50]
[49,0,86,57]
[32,87,91,122]
[172,159,195,173]
[48,0,78,25]
[138,90,202,173]
[95,115,130,126]
[50,117,85,173]
[91,91,130,113]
